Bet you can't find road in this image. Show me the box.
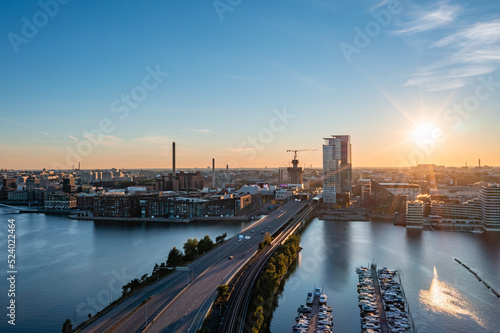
[79,200,308,333]
[220,202,315,333]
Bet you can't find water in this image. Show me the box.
[270,218,500,333]
[0,207,254,332]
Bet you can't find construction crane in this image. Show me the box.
[286,149,317,162]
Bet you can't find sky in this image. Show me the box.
[1,0,500,170]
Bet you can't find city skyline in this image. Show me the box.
[2,0,500,169]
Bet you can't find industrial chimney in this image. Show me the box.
[212,158,215,188]
[172,142,176,175]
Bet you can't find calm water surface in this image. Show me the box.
[0,207,254,332]
[270,218,500,333]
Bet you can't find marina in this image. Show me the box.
[356,264,415,333]
[292,288,333,333]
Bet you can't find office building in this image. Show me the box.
[323,135,351,205]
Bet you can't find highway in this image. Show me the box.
[78,200,308,333]
[220,202,315,333]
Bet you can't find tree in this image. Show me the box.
[61,319,73,333]
[167,247,184,267]
[197,235,214,254]
[216,232,227,243]
[183,238,199,261]
[215,284,229,308]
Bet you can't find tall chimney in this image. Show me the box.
[172,142,176,175]
[212,158,215,188]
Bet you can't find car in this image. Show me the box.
[261,231,264,234]
[229,256,233,260]
[251,230,254,233]
[268,226,271,229]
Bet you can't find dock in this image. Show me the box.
[357,265,415,332]
[371,264,390,333]
[293,289,332,333]
[306,294,320,333]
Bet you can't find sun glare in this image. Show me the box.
[412,123,438,144]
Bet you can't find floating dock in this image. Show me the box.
[357,264,415,332]
[455,258,500,299]
[292,289,333,333]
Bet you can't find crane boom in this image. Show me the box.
[286,149,317,161]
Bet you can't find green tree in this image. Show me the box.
[197,235,214,254]
[183,238,199,261]
[166,247,184,267]
[215,284,229,308]
[61,319,73,333]
[252,305,264,332]
[215,232,227,243]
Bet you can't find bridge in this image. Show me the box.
[77,200,313,333]
[0,203,38,213]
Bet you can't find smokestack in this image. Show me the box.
[212,158,215,188]
[172,142,176,175]
[78,161,80,170]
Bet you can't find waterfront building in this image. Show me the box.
[322,135,351,205]
[369,180,417,214]
[44,192,76,209]
[76,193,98,210]
[406,201,424,229]
[429,198,482,227]
[481,183,500,231]
[91,192,262,219]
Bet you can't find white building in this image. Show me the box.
[481,184,500,231]
[406,201,424,229]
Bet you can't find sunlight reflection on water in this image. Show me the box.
[419,267,486,329]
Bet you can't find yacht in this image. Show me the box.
[306,292,313,305]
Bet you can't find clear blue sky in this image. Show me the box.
[1,0,500,169]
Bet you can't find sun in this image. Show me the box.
[412,123,438,144]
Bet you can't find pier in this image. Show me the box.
[357,265,415,332]
[293,289,333,333]
[306,294,320,333]
[371,264,389,333]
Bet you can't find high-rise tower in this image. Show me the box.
[322,135,352,204]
